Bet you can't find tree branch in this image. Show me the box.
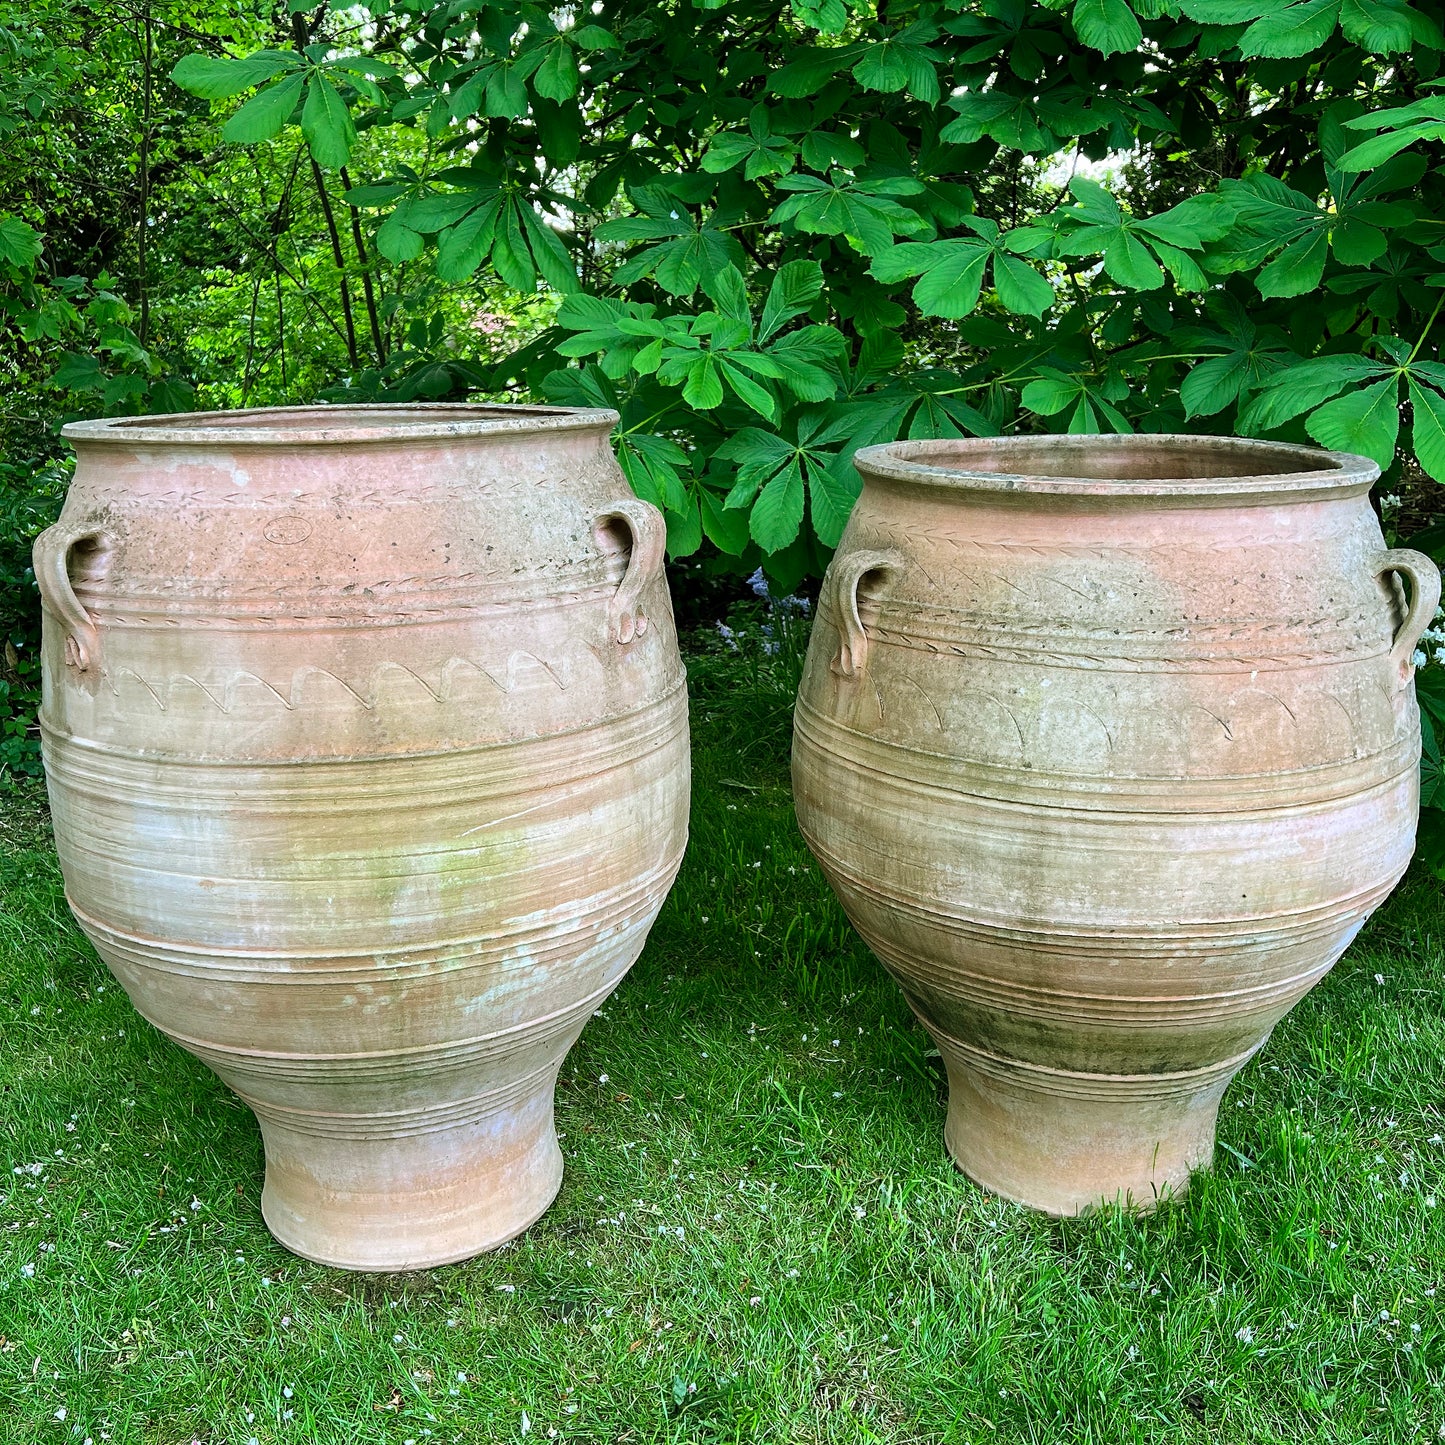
[289,10,358,368]
[136,3,153,345]
[308,158,360,369]
[339,165,387,364]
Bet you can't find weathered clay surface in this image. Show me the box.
[38,404,690,1269]
[792,435,1439,1215]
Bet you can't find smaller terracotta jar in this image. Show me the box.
[793,434,1439,1215]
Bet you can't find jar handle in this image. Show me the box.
[594,498,667,644]
[33,521,112,673]
[826,548,906,679]
[1374,548,1441,689]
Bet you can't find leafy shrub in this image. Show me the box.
[0,456,66,778]
[1409,523,1445,872]
[170,0,1445,586]
[0,213,193,779]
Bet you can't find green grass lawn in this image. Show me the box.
[2,605,1443,1444]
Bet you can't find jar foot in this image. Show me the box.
[252,1079,564,1270]
[938,1037,1251,1215]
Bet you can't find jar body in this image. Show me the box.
[793,436,1435,1213]
[39,405,690,1267]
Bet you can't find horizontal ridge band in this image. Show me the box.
[66,850,681,981]
[802,828,1399,942]
[863,931,1338,1029]
[142,972,619,1075]
[794,692,1417,815]
[43,678,688,780]
[929,1027,1267,1102]
[238,1058,560,1139]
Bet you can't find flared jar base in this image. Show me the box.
[253,1081,564,1271]
[938,1037,1256,1216]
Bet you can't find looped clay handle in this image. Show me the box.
[1373,548,1441,690]
[594,497,667,645]
[826,548,906,679]
[33,520,114,673]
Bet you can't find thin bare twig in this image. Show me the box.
[339,165,387,364]
[308,156,360,368]
[291,11,359,369]
[136,4,153,344]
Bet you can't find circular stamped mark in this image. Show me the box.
[263,514,314,546]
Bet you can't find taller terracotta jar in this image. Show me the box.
[793,435,1439,1215]
[37,404,689,1269]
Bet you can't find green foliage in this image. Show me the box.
[170,48,402,168]
[0,0,259,777]
[0,456,66,778]
[1407,521,1445,876]
[0,210,196,779]
[1,217,196,423]
[158,0,1444,584]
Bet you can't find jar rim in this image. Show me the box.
[854,434,1378,501]
[62,402,619,448]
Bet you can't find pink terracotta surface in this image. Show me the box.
[792,434,1440,1215]
[36,404,690,1269]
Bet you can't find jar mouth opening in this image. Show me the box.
[854,435,1378,499]
[62,403,619,447]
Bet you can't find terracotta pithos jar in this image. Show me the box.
[37,404,689,1269]
[793,435,1440,1215]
